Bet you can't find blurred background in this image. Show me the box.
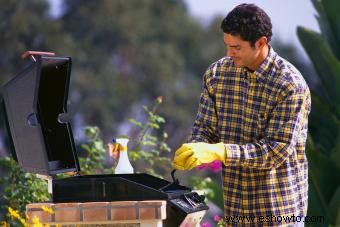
[0,0,339,226]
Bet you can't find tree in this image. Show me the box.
[57,0,208,139]
[0,0,63,84]
[297,0,340,225]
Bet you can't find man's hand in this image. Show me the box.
[172,142,226,170]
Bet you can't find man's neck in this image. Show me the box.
[248,44,269,71]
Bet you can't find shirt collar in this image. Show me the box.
[243,46,277,83]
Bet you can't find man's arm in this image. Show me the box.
[224,86,311,169]
[173,85,310,170]
[189,64,219,143]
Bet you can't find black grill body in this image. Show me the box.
[1,53,208,227]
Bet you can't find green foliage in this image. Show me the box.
[63,98,173,179]
[0,157,49,221]
[78,126,110,175]
[188,176,223,209]
[73,97,173,180]
[311,0,340,59]
[297,0,340,225]
[127,97,172,178]
[297,28,340,109]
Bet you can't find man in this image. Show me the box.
[172,3,311,226]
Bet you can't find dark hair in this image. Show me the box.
[221,3,272,46]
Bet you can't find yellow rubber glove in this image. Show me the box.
[172,142,226,170]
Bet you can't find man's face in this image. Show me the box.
[223,33,261,70]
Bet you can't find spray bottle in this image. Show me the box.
[114,138,134,174]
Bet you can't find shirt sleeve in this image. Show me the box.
[188,64,219,143]
[224,86,311,169]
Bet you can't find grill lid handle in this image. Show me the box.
[171,169,178,184]
[159,169,179,192]
[21,50,56,62]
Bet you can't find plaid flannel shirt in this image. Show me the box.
[189,47,311,226]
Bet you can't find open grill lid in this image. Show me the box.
[1,51,80,175]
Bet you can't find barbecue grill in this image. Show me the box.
[0,51,209,227]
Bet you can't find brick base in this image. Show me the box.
[26,201,166,227]
[48,225,139,227]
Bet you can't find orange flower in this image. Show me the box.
[156,96,163,104]
[108,143,120,159]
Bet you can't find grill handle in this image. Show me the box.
[171,169,178,184]
[21,50,56,62]
[159,169,179,191]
